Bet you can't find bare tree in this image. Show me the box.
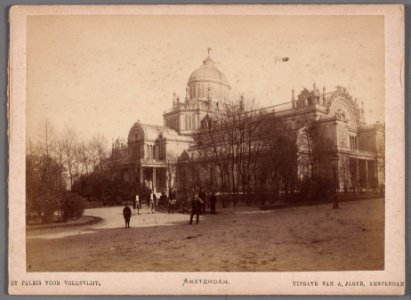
[87,133,108,172]
[192,96,266,206]
[195,99,241,205]
[37,118,55,158]
[235,98,266,204]
[77,142,91,175]
[296,118,337,201]
[259,117,298,204]
[165,151,178,194]
[60,127,81,189]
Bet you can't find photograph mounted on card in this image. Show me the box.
[8,4,405,295]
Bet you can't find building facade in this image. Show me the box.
[106,52,385,194]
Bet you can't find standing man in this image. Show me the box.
[159,191,168,208]
[189,192,203,225]
[210,191,217,214]
[168,189,177,214]
[123,203,132,228]
[149,190,155,214]
[198,188,206,214]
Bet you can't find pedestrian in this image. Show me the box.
[189,193,203,225]
[135,193,140,215]
[199,188,206,214]
[168,190,177,214]
[133,195,137,213]
[123,203,132,228]
[149,190,155,214]
[210,191,217,214]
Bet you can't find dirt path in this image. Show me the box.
[27,205,188,239]
[26,198,384,272]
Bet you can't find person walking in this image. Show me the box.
[149,190,155,214]
[123,204,132,228]
[210,191,217,214]
[189,193,203,225]
[133,195,137,213]
[135,193,140,215]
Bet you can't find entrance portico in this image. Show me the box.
[344,151,380,191]
[139,164,167,194]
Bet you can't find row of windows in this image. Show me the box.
[166,116,179,131]
[145,144,166,160]
[184,114,198,131]
[166,113,201,131]
[189,83,228,100]
[338,124,348,148]
[349,135,358,150]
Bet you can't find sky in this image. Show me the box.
[27,15,385,144]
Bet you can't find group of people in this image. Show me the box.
[122,188,217,228]
[124,190,155,228]
[131,190,168,215]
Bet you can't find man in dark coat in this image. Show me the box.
[123,204,132,228]
[189,194,203,225]
[210,191,217,214]
[159,192,168,207]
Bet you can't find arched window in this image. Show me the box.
[163,145,165,160]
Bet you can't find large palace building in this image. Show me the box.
[106,52,385,194]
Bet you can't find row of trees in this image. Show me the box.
[26,119,108,224]
[177,97,337,206]
[71,172,151,206]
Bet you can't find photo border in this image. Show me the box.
[2,1,405,294]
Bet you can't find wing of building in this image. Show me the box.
[105,51,384,195]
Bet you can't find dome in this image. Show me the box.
[188,57,230,88]
[186,55,231,102]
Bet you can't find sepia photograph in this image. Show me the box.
[8,4,404,295]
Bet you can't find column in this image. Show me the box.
[139,168,144,185]
[374,160,379,186]
[152,167,157,193]
[165,168,170,193]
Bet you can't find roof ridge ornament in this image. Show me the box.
[203,47,215,65]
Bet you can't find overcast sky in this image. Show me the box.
[27,15,384,143]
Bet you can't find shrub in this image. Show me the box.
[62,193,86,221]
[296,176,334,203]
